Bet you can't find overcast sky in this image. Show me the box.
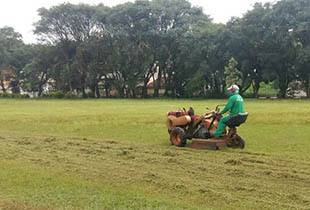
[0,0,277,43]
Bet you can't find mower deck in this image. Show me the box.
[191,139,227,150]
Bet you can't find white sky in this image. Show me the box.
[0,0,277,43]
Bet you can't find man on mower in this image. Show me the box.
[212,84,245,138]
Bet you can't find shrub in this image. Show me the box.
[0,93,30,99]
[87,92,95,98]
[45,91,65,99]
[21,94,30,98]
[11,94,21,98]
[64,92,77,99]
[0,92,11,98]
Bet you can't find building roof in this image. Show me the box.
[0,70,14,76]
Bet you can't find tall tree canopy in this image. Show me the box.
[0,0,309,98]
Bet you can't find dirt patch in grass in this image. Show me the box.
[0,201,52,210]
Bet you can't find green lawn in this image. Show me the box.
[0,98,309,210]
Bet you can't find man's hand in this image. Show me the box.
[214,111,222,120]
[212,110,221,117]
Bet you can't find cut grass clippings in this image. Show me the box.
[0,98,309,210]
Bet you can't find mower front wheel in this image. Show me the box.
[170,127,187,147]
[232,135,245,149]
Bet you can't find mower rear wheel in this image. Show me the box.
[170,127,187,147]
[232,135,245,149]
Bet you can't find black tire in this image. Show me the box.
[232,135,245,149]
[170,127,187,147]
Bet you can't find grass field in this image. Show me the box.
[0,98,309,210]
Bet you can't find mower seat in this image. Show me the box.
[226,112,248,127]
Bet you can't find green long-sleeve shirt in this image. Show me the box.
[220,93,244,116]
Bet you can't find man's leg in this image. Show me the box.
[213,116,231,138]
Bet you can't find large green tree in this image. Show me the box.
[291,0,310,97]
[22,45,61,96]
[236,3,272,97]
[15,0,309,99]
[34,3,106,96]
[0,27,32,94]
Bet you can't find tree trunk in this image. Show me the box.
[306,74,310,98]
[90,86,96,98]
[142,86,147,98]
[38,73,48,97]
[105,86,110,98]
[212,73,222,97]
[131,89,136,98]
[173,76,181,98]
[81,73,87,98]
[240,78,252,95]
[142,78,149,98]
[278,77,289,99]
[38,85,43,97]
[164,72,171,97]
[95,84,100,98]
[153,69,162,98]
[119,87,125,98]
[221,80,226,96]
[0,80,6,92]
[69,81,73,92]
[10,80,20,94]
[253,80,260,98]
[142,69,154,98]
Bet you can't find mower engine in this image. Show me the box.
[166,107,197,132]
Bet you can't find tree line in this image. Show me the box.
[0,0,309,98]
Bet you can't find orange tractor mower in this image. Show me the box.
[166,105,248,150]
